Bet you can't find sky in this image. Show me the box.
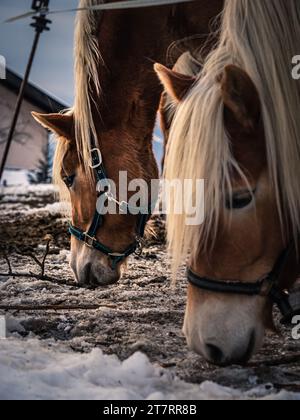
[0,0,78,105]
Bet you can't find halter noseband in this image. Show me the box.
[69,137,151,269]
[188,245,300,325]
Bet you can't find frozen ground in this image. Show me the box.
[0,185,299,400]
[1,169,30,187]
[0,337,298,400]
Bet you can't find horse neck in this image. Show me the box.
[91,0,223,135]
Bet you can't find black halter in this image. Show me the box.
[187,245,300,325]
[69,137,151,269]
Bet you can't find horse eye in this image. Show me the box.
[63,175,75,188]
[226,191,254,210]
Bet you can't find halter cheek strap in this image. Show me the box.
[69,137,152,269]
[187,245,300,325]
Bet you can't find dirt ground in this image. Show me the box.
[0,185,299,394]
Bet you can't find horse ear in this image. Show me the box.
[32,112,74,140]
[218,65,261,131]
[154,63,195,102]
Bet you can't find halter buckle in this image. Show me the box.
[84,233,96,248]
[89,148,103,169]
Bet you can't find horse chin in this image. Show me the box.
[72,264,123,287]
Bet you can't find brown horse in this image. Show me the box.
[156,0,300,365]
[32,0,223,286]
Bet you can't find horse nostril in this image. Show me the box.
[204,330,257,366]
[206,343,225,365]
[84,263,92,281]
[82,263,98,286]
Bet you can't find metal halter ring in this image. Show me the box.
[89,148,103,169]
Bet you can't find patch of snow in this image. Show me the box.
[0,183,57,197]
[25,202,71,216]
[0,337,299,400]
[55,249,71,263]
[1,170,29,187]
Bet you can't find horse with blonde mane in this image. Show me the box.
[31,0,223,286]
[156,0,300,365]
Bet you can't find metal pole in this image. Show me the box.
[0,6,51,181]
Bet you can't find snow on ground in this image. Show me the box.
[0,183,63,215]
[1,185,300,400]
[1,169,29,187]
[0,183,57,198]
[0,336,298,401]
[25,201,71,216]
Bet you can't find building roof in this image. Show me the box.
[0,69,68,113]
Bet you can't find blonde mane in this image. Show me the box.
[165,0,300,271]
[74,0,103,178]
[53,1,103,199]
[52,135,71,206]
